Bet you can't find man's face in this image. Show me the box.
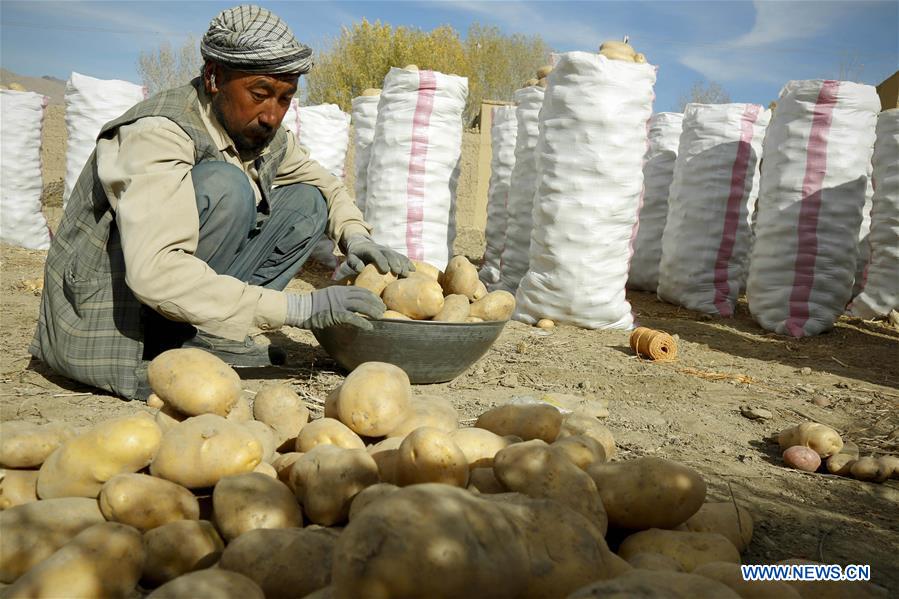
[208,66,298,157]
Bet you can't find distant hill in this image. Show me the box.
[0,69,67,105]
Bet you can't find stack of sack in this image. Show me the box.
[747,80,879,336]
[628,112,683,293]
[849,108,899,319]
[0,89,52,250]
[364,66,468,271]
[282,101,351,179]
[350,90,381,215]
[657,103,770,316]
[479,104,518,286]
[515,48,656,328]
[495,84,545,293]
[63,72,147,206]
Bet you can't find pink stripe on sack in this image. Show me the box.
[785,81,840,337]
[712,104,761,317]
[405,70,437,261]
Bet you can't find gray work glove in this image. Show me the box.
[285,286,386,331]
[343,234,415,277]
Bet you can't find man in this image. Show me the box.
[30,5,411,400]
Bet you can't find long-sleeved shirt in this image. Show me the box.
[95,88,369,341]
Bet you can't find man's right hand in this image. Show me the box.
[285,286,386,331]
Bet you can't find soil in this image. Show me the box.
[1,77,897,593]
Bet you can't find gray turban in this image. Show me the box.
[201,5,313,75]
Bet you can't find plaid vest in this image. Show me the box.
[30,79,289,399]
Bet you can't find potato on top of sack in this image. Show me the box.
[3,348,890,599]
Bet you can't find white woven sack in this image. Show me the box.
[0,90,51,250]
[657,103,770,316]
[628,112,683,292]
[63,72,146,205]
[747,80,879,336]
[849,109,899,318]
[364,67,467,270]
[350,95,380,213]
[282,102,350,178]
[851,167,874,297]
[495,86,544,292]
[480,104,518,285]
[515,52,656,328]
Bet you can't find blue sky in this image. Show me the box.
[2,1,897,112]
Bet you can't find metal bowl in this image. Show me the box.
[311,318,508,384]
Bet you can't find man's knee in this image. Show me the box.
[274,183,328,234]
[192,161,256,228]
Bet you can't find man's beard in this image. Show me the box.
[211,96,276,158]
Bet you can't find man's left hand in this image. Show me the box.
[343,234,415,277]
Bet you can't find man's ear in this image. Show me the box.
[204,63,219,94]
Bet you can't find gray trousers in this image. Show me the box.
[142,161,328,357]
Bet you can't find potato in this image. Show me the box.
[443,256,480,299]
[469,290,516,321]
[99,473,199,531]
[37,414,162,499]
[212,472,302,541]
[625,552,684,571]
[147,569,264,599]
[679,502,753,553]
[382,277,445,319]
[225,396,252,423]
[142,519,224,586]
[272,452,304,484]
[783,445,822,472]
[289,444,379,525]
[432,293,471,322]
[586,457,706,530]
[324,388,340,418]
[493,440,607,534]
[449,427,513,468]
[473,280,488,300]
[693,561,801,598]
[467,467,507,494]
[253,461,278,478]
[409,260,442,281]
[150,414,263,489]
[381,310,412,320]
[386,396,459,438]
[333,362,412,436]
[148,348,242,417]
[777,422,843,457]
[536,65,553,79]
[850,456,891,482]
[395,427,469,487]
[0,421,75,468]
[476,403,562,443]
[252,384,309,450]
[348,483,400,520]
[367,437,403,483]
[619,529,740,572]
[465,316,484,323]
[295,417,365,452]
[551,434,607,469]
[556,411,617,459]
[4,522,143,599]
[878,455,899,479]
[242,420,279,463]
[0,469,39,510]
[569,569,740,598]
[536,318,555,329]
[352,263,397,295]
[0,497,105,582]
[219,527,339,599]
[332,484,628,599]
[826,453,856,476]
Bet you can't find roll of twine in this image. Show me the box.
[629,327,678,361]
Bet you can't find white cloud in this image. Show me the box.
[678,0,853,83]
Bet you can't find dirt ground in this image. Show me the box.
[2,78,897,593]
[2,231,898,591]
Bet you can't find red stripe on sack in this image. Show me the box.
[785,80,840,337]
[405,70,437,262]
[712,104,761,317]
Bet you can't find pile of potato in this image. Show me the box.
[778,421,899,482]
[351,256,516,323]
[599,39,647,64]
[0,350,889,598]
